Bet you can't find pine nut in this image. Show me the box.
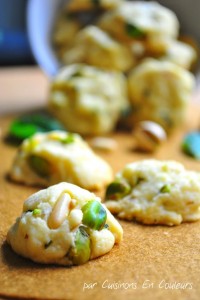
[90,137,118,152]
[48,193,71,229]
[68,208,83,230]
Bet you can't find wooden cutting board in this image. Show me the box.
[0,100,200,300]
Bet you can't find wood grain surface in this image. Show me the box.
[0,68,200,300]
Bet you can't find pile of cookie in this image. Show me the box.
[50,0,197,135]
[7,132,200,266]
[6,1,200,267]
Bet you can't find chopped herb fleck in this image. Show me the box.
[70,71,82,78]
[135,177,145,185]
[26,209,33,213]
[125,23,146,39]
[104,224,109,229]
[44,240,52,249]
[160,184,171,193]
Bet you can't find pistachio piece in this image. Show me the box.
[69,226,91,265]
[60,133,75,144]
[125,23,146,39]
[160,184,171,193]
[28,155,51,177]
[68,208,83,230]
[48,193,71,229]
[32,208,42,216]
[81,200,107,230]
[133,121,167,152]
[105,181,131,200]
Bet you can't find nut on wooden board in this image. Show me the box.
[133,121,167,152]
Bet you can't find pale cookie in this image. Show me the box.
[52,14,81,59]
[98,1,179,44]
[7,182,123,266]
[62,25,134,72]
[128,59,195,132]
[105,160,200,226]
[48,64,129,135]
[146,37,197,70]
[10,131,113,190]
[160,39,198,70]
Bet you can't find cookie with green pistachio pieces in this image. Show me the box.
[7,182,123,266]
[48,64,129,135]
[105,159,200,226]
[127,59,195,132]
[9,130,113,190]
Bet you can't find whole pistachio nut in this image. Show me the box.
[105,180,131,200]
[81,200,107,230]
[133,121,167,152]
[28,155,51,178]
[69,226,91,265]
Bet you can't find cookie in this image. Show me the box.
[48,64,129,135]
[128,59,195,131]
[160,39,197,70]
[52,15,81,59]
[7,182,123,265]
[105,160,200,226]
[98,1,179,44]
[62,25,134,72]
[10,131,113,190]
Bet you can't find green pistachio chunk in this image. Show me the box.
[105,181,131,200]
[125,23,146,39]
[160,184,171,193]
[69,226,91,265]
[60,133,75,144]
[81,200,107,230]
[28,155,51,178]
[32,208,42,216]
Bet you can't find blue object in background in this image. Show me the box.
[0,0,34,65]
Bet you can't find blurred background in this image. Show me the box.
[0,0,199,67]
[0,0,34,65]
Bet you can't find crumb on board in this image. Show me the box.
[90,137,118,152]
